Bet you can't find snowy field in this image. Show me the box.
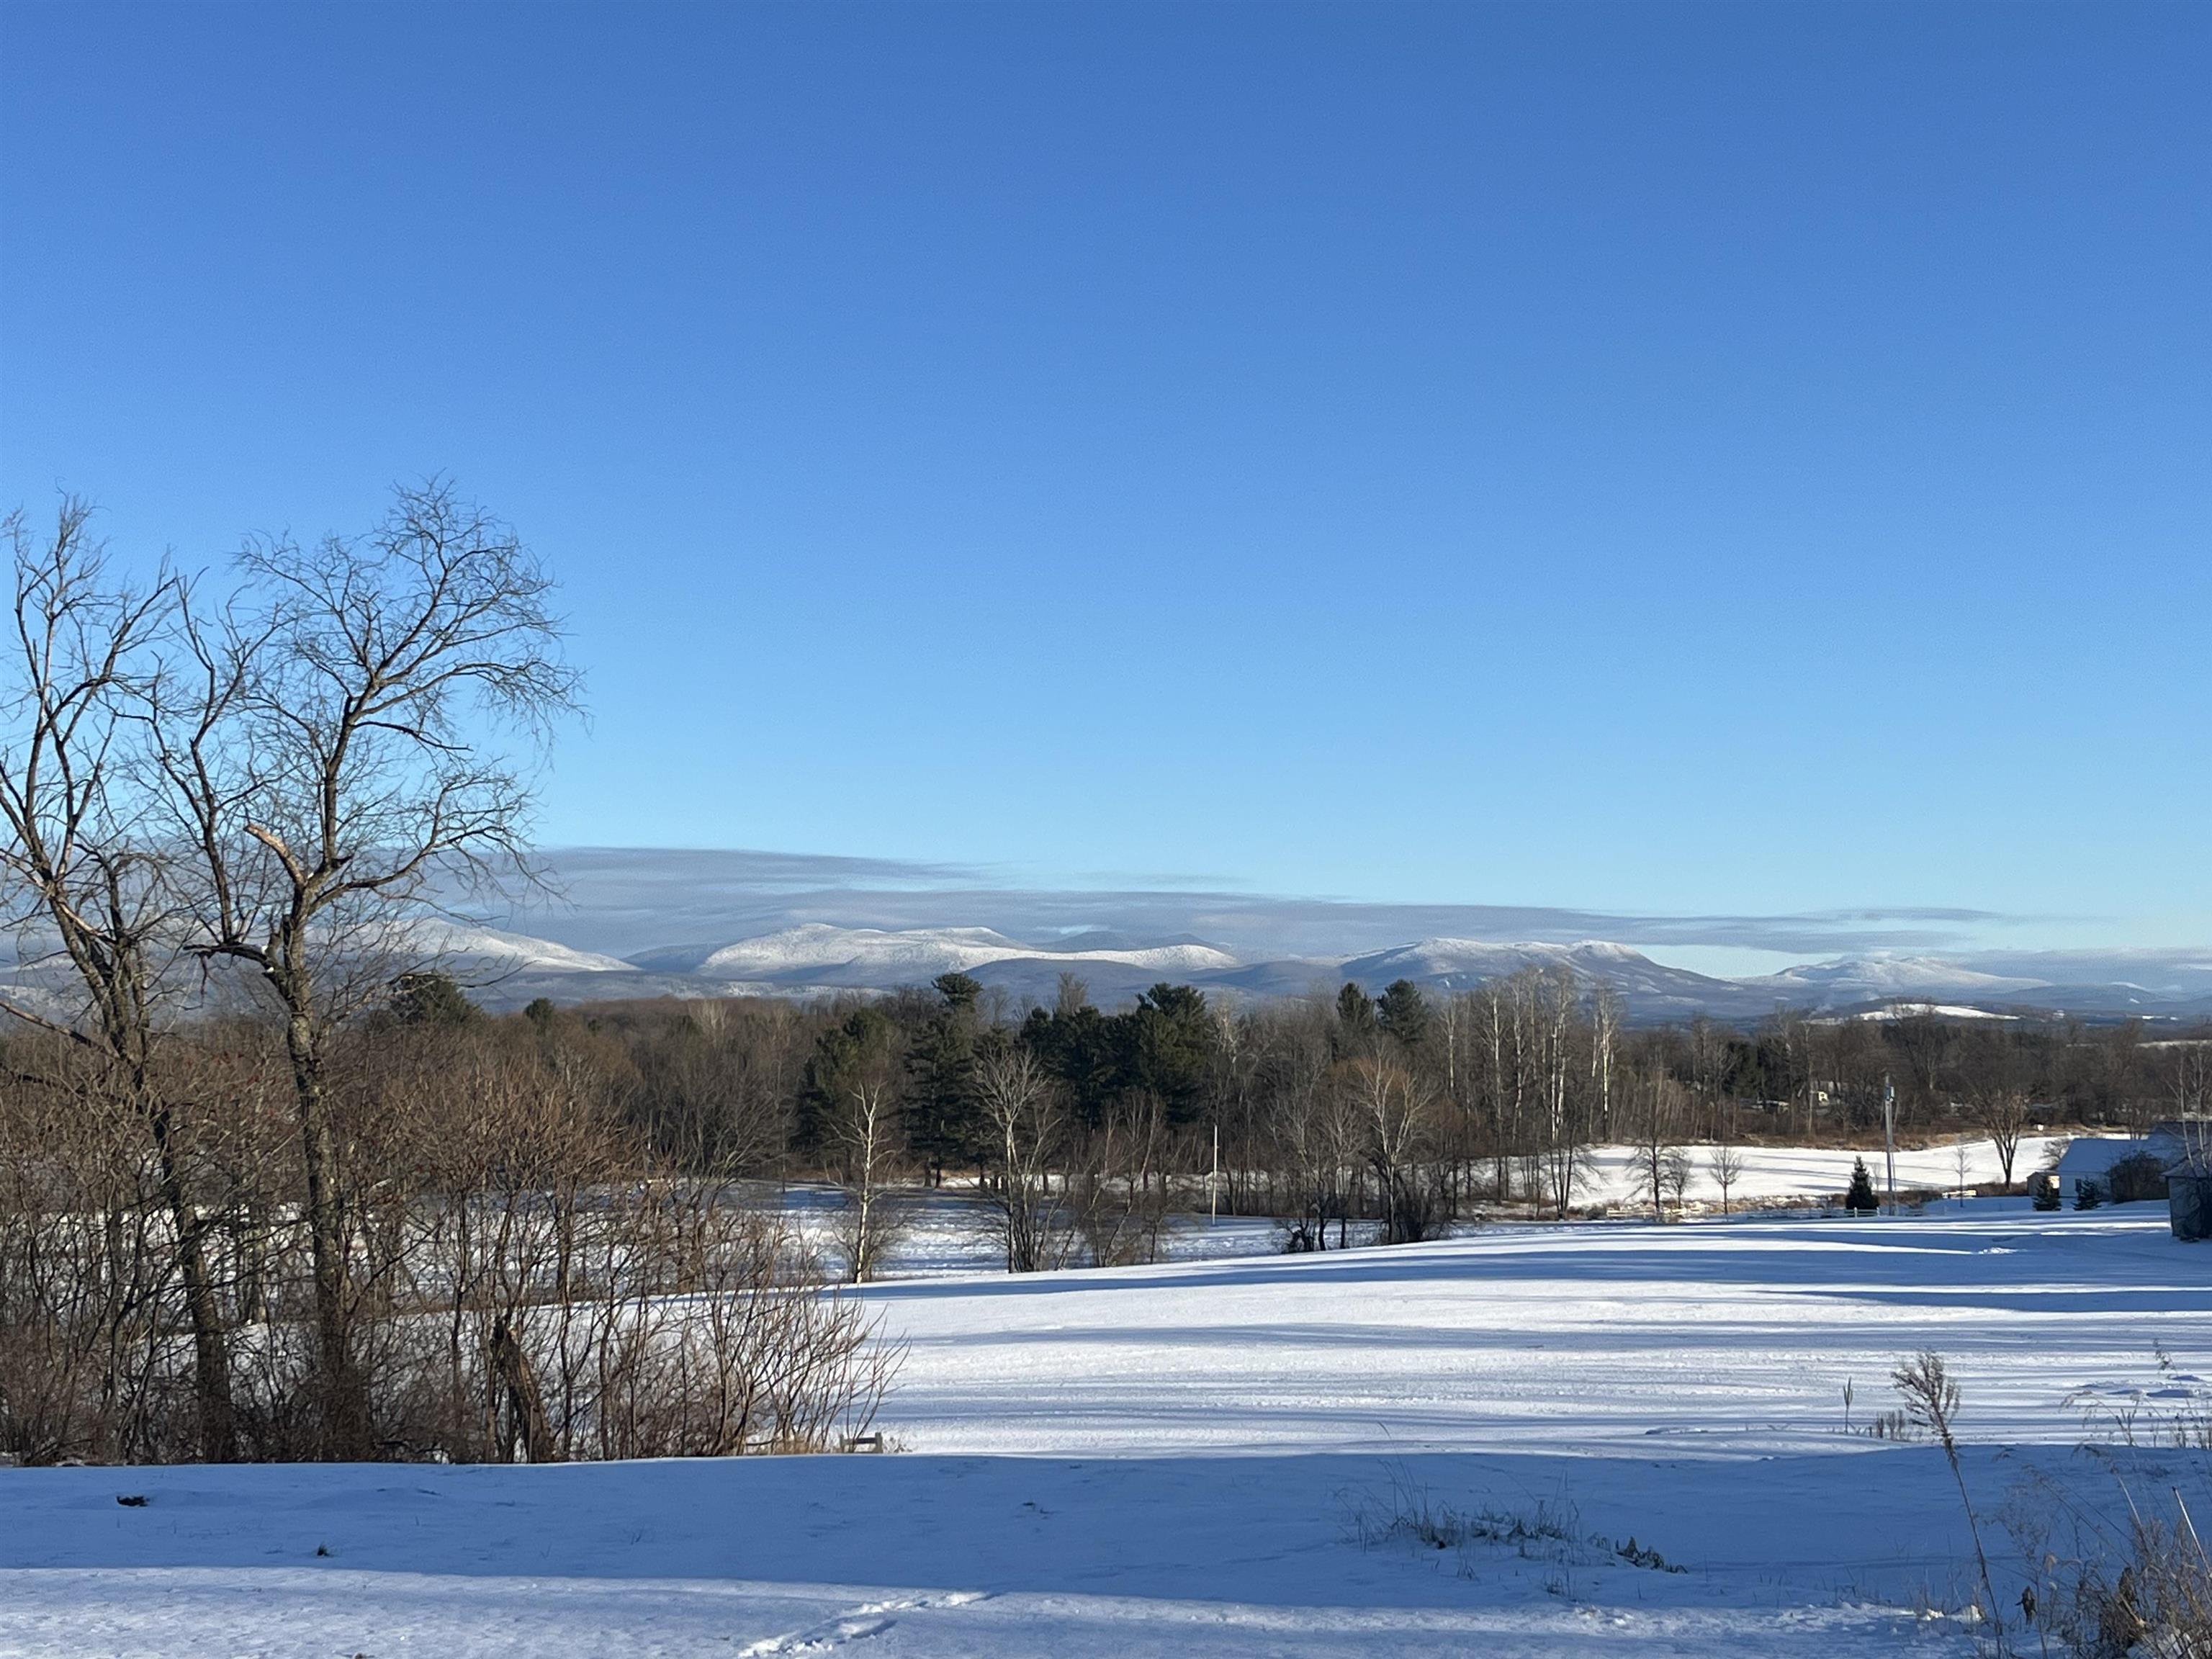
[1580,1133,2067,1208]
[4,1190,2206,1658]
[790,1133,2072,1282]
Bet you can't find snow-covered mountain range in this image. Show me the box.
[6,858,2201,1021]
[394,920,2212,1022]
[1736,955,2049,1005]
[629,924,1238,985]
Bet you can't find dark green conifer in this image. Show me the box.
[1844,1156,1879,1214]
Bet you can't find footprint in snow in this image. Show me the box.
[738,1592,989,1654]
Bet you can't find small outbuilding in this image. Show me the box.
[2051,1135,2168,1207]
[2170,1161,2212,1242]
[2051,1124,2204,1206]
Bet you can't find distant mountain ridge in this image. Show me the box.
[9,912,2203,1025]
[400,922,2212,1023]
[629,923,1238,985]
[1319,938,1767,1020]
[1738,956,2049,1004]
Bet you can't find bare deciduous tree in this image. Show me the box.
[1635,1074,1689,1223]
[979,1044,1075,1273]
[154,481,581,1456]
[1975,1091,2030,1190]
[823,1024,908,1285]
[0,501,240,1460]
[1706,1142,1745,1217]
[1349,1053,1437,1244]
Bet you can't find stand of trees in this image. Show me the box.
[579,965,2210,1261]
[0,490,891,1467]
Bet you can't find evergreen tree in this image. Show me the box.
[1123,982,1214,1124]
[904,973,986,1181]
[933,970,982,1010]
[1336,981,1375,1034]
[799,1005,901,1155]
[1377,979,1429,1050]
[1020,999,1118,1127]
[1844,1156,1879,1214]
[388,969,480,1028]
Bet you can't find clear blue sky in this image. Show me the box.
[4,1,2206,953]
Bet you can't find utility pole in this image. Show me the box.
[1883,1074,1897,1217]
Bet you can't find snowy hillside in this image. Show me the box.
[406,920,2212,1021]
[629,923,1239,985]
[1848,1002,2018,1021]
[5,1206,2203,1657]
[401,918,635,974]
[1335,938,1768,1016]
[1742,954,2048,1007]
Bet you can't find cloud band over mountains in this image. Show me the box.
[478,846,2006,962]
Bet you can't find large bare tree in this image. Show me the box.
[154,480,580,1455]
[0,500,241,1460]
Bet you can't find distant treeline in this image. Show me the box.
[558,966,2209,1224]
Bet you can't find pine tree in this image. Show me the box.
[1335,981,1375,1034]
[1377,979,1430,1050]
[387,969,480,1028]
[1123,983,1214,1125]
[1845,1156,1879,1214]
[799,1005,901,1156]
[904,974,986,1182]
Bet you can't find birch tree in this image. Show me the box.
[979,1043,1074,1272]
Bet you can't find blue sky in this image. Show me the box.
[3,1,2206,962]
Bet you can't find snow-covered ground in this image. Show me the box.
[1581,1132,2065,1208]
[4,1199,2204,1657]
[784,1135,2069,1282]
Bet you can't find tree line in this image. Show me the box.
[574,966,2208,1263]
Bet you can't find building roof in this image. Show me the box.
[2052,1133,2180,1182]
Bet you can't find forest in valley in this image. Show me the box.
[531,965,2212,1256]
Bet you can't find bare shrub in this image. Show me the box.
[1069,1094,1177,1267]
[369,1028,902,1461]
[0,1017,901,1466]
[2069,1496,2212,1659]
[2019,1350,2212,1658]
[2010,1485,2212,1659]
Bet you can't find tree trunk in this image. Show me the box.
[286,1014,368,1459]
[147,1100,237,1462]
[490,1315,552,1465]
